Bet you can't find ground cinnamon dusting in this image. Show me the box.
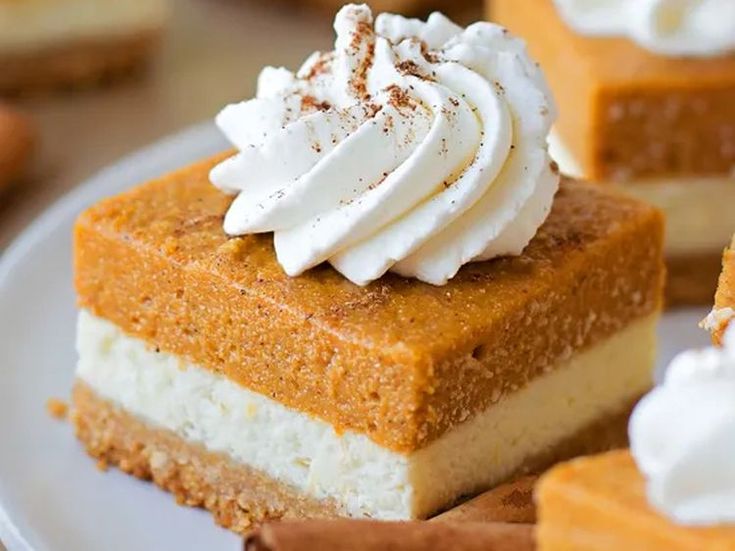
[422,46,440,64]
[301,95,332,113]
[348,21,375,101]
[385,84,413,110]
[396,60,432,80]
[304,53,334,81]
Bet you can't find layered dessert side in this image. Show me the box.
[0,0,168,94]
[71,5,665,533]
[537,324,735,549]
[491,0,735,306]
[704,235,735,345]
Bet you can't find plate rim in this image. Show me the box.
[0,121,217,285]
[0,121,221,551]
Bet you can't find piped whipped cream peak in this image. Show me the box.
[630,324,735,525]
[210,4,558,286]
[553,0,735,57]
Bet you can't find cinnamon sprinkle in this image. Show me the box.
[364,102,381,118]
[396,60,432,80]
[421,42,440,64]
[303,52,334,81]
[301,95,332,113]
[385,84,414,110]
[348,21,375,101]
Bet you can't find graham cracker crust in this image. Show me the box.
[71,381,342,534]
[71,381,634,533]
[666,251,723,307]
[0,30,162,96]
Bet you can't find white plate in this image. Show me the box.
[0,123,712,551]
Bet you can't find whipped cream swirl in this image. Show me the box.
[210,4,557,286]
[554,0,735,57]
[630,324,735,525]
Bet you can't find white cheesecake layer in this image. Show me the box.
[76,309,656,520]
[548,133,735,257]
[0,0,168,52]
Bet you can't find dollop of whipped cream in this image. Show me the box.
[629,324,735,525]
[210,4,558,286]
[553,0,735,57]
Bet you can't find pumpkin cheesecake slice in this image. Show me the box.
[71,5,664,534]
[491,0,735,306]
[0,0,168,95]
[538,451,735,550]
[538,323,735,550]
[72,165,664,532]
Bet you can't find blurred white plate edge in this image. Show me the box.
[0,122,239,551]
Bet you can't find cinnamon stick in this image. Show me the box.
[244,520,534,551]
[433,475,538,524]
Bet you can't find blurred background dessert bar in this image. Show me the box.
[490,0,735,306]
[0,104,36,192]
[0,0,169,95]
[537,312,735,549]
